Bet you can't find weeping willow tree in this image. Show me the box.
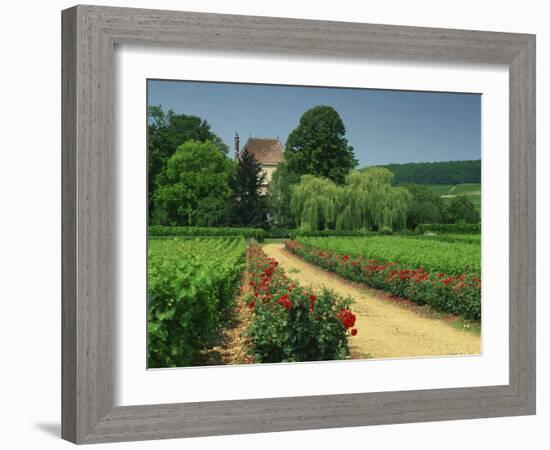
[291,168,412,231]
[334,174,369,231]
[361,183,412,231]
[336,168,412,231]
[290,175,340,231]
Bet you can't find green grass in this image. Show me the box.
[451,183,481,195]
[423,308,481,335]
[426,184,455,195]
[426,183,481,212]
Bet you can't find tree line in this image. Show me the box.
[148,104,479,232]
[377,159,481,185]
[148,106,267,228]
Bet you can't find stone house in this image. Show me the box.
[234,133,285,193]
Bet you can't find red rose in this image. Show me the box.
[337,309,356,329]
[351,328,358,336]
[277,294,292,310]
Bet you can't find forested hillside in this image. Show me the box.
[376,159,481,185]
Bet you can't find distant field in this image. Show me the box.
[426,183,481,211]
[426,184,455,195]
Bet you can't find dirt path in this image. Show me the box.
[263,244,480,360]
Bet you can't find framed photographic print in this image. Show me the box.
[62,5,536,444]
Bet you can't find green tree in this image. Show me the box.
[378,159,481,185]
[403,184,444,229]
[290,168,412,232]
[267,163,301,228]
[152,140,231,226]
[148,106,228,217]
[442,196,480,224]
[229,149,268,227]
[336,169,411,231]
[285,106,358,184]
[290,175,340,231]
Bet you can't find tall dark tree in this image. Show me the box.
[267,163,300,228]
[229,149,267,228]
[148,105,228,217]
[403,184,444,229]
[442,196,480,224]
[285,106,358,184]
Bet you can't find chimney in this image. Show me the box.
[234,132,240,159]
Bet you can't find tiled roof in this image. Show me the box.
[242,138,285,165]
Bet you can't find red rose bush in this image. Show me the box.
[244,245,357,363]
[285,240,480,321]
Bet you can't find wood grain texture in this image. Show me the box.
[61,6,77,443]
[61,4,536,444]
[508,37,536,409]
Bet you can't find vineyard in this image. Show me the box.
[295,235,480,275]
[147,237,359,367]
[147,237,246,368]
[406,233,481,245]
[147,232,481,368]
[286,235,481,320]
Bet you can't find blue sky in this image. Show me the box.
[147,79,480,167]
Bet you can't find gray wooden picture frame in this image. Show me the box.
[61,4,536,444]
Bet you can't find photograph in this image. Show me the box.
[146,79,482,369]
[1,1,541,446]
